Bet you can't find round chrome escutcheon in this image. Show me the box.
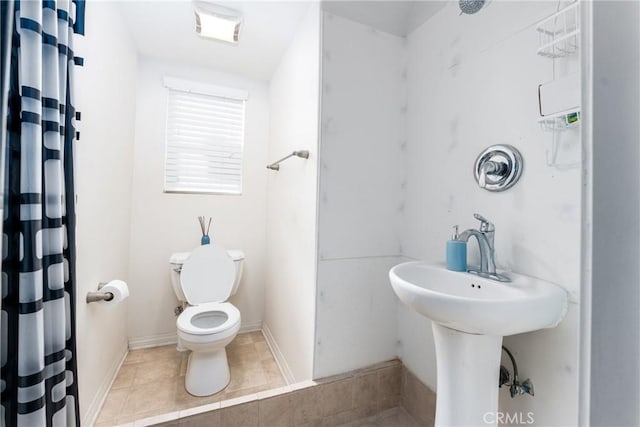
[474,144,523,192]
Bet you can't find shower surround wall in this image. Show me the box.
[316,2,580,425]
[265,3,320,382]
[402,3,580,424]
[314,13,405,378]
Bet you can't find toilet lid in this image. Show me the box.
[180,244,235,305]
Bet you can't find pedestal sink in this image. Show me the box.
[389,262,568,426]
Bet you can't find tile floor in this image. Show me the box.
[340,407,420,427]
[95,331,285,426]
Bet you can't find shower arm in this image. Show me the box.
[266,150,309,171]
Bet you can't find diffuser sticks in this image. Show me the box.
[198,216,212,245]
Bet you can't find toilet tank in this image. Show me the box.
[169,249,245,303]
[226,249,245,297]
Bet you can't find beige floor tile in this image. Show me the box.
[248,331,265,343]
[174,378,224,409]
[321,408,360,427]
[223,384,271,400]
[220,401,259,427]
[132,357,181,386]
[269,377,287,388]
[228,359,264,371]
[259,394,293,427]
[112,364,137,390]
[254,341,272,361]
[124,345,181,365]
[318,378,354,417]
[96,332,285,425]
[352,372,378,417]
[227,344,262,367]
[95,388,129,424]
[117,406,176,425]
[142,345,183,361]
[230,333,253,347]
[378,407,421,427]
[123,349,148,366]
[401,368,436,426]
[178,410,221,427]
[263,359,285,385]
[179,355,188,377]
[377,366,401,412]
[261,358,279,373]
[336,408,398,427]
[227,340,258,355]
[226,364,269,392]
[120,377,177,416]
[292,387,322,426]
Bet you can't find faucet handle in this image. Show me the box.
[473,213,495,232]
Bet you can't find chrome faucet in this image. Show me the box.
[458,213,510,282]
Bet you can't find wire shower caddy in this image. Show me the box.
[536,1,580,59]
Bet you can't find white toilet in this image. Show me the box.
[169,244,245,396]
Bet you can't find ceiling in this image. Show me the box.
[118,1,447,81]
[118,1,311,81]
[321,1,447,37]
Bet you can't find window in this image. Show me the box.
[163,77,248,194]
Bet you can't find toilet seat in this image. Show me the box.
[177,302,240,336]
[180,244,235,305]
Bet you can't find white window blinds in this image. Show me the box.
[163,77,247,194]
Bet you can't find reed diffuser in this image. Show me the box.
[198,216,212,245]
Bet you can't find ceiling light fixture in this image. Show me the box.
[193,2,242,44]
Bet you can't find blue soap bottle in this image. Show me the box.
[446,225,467,272]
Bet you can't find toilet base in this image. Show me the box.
[185,348,230,396]
[176,337,188,352]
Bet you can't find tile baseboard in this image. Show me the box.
[128,332,178,350]
[127,321,263,350]
[149,358,431,427]
[83,345,128,427]
[262,322,296,384]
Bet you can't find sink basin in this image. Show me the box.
[389,261,568,336]
[389,261,568,427]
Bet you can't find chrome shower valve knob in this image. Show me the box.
[474,144,523,192]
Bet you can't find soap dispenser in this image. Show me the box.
[446,225,467,272]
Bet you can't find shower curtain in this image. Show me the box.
[1,1,84,425]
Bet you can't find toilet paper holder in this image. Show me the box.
[86,282,114,304]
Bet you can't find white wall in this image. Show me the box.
[127,58,269,346]
[314,12,405,378]
[264,3,320,383]
[74,2,137,424]
[401,2,581,425]
[587,2,640,425]
[317,2,582,424]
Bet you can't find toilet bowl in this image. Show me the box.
[169,244,245,396]
[177,302,240,395]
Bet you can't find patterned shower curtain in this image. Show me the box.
[1,1,84,425]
